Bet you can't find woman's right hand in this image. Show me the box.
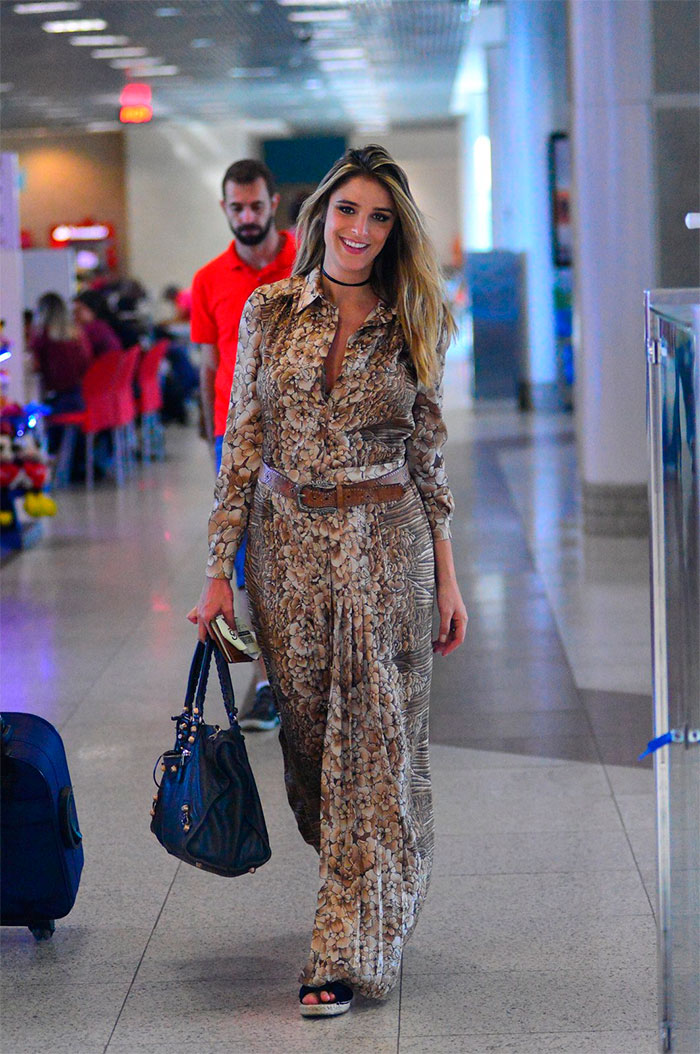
[186,577,235,643]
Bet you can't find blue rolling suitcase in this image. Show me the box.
[1,712,84,940]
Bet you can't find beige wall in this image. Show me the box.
[1,130,127,268]
[125,120,255,296]
[3,120,460,298]
[126,119,460,293]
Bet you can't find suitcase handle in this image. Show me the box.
[58,787,83,849]
[0,716,12,750]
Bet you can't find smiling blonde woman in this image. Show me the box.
[191,144,468,1016]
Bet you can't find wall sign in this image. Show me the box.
[548,132,572,268]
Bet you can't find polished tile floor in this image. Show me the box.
[1,375,658,1053]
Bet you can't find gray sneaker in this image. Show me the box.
[239,684,280,731]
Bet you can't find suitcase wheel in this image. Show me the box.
[29,920,55,941]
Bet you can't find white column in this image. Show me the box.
[569,0,655,534]
[487,0,568,408]
[0,152,26,405]
[460,93,491,253]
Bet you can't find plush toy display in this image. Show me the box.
[0,434,19,527]
[15,431,57,518]
[0,405,57,548]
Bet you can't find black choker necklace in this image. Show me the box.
[322,267,371,288]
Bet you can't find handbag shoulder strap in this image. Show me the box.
[184,640,206,714]
[212,645,239,725]
[186,639,238,727]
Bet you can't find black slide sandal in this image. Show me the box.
[299,981,354,1017]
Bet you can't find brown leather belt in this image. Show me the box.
[259,461,410,512]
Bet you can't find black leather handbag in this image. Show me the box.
[150,639,271,877]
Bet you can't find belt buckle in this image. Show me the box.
[296,481,336,513]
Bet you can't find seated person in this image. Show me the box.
[32,292,93,473]
[73,290,124,356]
[159,284,192,325]
[32,292,92,415]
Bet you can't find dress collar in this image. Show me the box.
[295,267,324,313]
[295,266,397,324]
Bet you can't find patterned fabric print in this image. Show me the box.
[206,269,454,999]
[207,268,453,580]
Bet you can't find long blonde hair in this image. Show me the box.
[35,291,74,342]
[293,144,454,387]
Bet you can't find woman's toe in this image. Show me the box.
[320,989,335,1003]
[301,992,320,1005]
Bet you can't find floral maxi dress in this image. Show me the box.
[206,269,454,999]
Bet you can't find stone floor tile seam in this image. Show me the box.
[434,866,651,879]
[596,765,658,918]
[490,436,659,924]
[102,860,184,1053]
[482,441,621,784]
[489,435,658,921]
[495,445,652,700]
[395,961,403,1054]
[399,1027,652,1037]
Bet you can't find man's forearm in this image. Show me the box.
[198,343,218,444]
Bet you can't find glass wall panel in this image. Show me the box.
[646,289,700,1053]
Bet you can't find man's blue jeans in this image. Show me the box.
[214,435,246,590]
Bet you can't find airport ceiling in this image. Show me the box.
[0,0,484,135]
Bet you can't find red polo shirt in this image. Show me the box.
[190,231,296,437]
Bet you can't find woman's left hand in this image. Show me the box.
[433,580,468,657]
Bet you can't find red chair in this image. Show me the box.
[113,345,141,476]
[48,349,129,488]
[137,339,168,462]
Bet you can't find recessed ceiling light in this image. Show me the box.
[42,18,106,32]
[155,6,180,15]
[92,47,148,59]
[228,67,278,78]
[307,27,350,38]
[288,11,349,22]
[131,65,179,77]
[14,2,81,13]
[312,48,365,60]
[277,0,360,5]
[190,38,214,48]
[319,58,366,71]
[87,121,122,132]
[70,35,129,46]
[109,57,163,69]
[14,1,80,11]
